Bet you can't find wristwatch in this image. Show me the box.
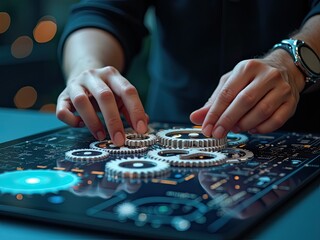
[273,39,320,85]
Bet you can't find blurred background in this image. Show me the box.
[0,0,150,113]
[0,1,318,132]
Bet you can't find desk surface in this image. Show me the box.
[0,108,319,240]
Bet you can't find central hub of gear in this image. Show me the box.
[156,128,227,150]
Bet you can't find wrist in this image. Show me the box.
[264,49,306,92]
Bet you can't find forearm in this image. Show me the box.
[62,28,125,81]
[293,14,320,55]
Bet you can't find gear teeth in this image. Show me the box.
[157,128,227,149]
[90,140,148,154]
[105,157,170,179]
[147,149,226,167]
[125,133,157,147]
[65,148,109,162]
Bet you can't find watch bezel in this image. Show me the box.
[274,39,320,84]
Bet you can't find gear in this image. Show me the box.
[65,148,109,162]
[0,170,80,195]
[90,140,148,154]
[125,133,157,147]
[220,148,254,163]
[227,133,249,146]
[147,149,226,167]
[156,128,227,150]
[105,157,170,179]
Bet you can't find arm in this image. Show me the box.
[190,14,320,138]
[56,28,148,146]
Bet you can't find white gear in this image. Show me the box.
[147,149,226,167]
[156,128,227,150]
[220,148,254,163]
[90,140,148,154]
[125,133,157,147]
[105,157,170,179]
[65,148,109,162]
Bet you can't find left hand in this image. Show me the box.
[190,51,305,138]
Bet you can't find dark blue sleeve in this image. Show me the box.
[58,0,150,73]
[304,0,320,22]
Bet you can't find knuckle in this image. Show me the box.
[242,59,260,72]
[103,66,118,76]
[219,87,236,104]
[56,108,68,121]
[105,116,121,129]
[122,84,138,97]
[72,93,88,107]
[258,102,273,118]
[238,91,256,106]
[97,89,115,102]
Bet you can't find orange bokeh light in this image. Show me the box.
[40,103,56,113]
[0,12,11,34]
[11,36,33,58]
[33,16,57,43]
[14,86,38,109]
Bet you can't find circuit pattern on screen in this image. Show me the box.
[0,123,319,239]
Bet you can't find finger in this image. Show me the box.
[249,101,296,134]
[85,74,125,146]
[56,91,84,127]
[100,67,148,134]
[202,62,256,137]
[235,87,289,132]
[68,83,106,141]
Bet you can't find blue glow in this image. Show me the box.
[0,170,80,195]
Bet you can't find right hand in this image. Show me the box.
[56,66,148,146]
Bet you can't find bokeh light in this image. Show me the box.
[40,103,56,113]
[11,36,33,58]
[33,16,57,43]
[0,12,11,34]
[14,86,38,109]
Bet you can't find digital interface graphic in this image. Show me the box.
[0,123,319,239]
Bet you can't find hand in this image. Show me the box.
[56,66,148,146]
[190,51,305,138]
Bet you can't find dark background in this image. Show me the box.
[0,1,318,132]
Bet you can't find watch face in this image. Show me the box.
[299,46,320,74]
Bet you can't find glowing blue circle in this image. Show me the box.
[0,170,80,195]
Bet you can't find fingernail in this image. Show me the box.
[96,131,105,141]
[113,131,125,146]
[202,124,213,137]
[213,126,226,139]
[136,120,147,133]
